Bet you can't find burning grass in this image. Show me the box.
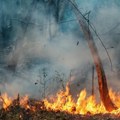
[0,102,120,120]
[43,84,120,115]
[1,83,120,120]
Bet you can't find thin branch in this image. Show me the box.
[67,0,113,71]
[90,23,113,71]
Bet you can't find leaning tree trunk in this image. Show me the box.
[69,0,117,111]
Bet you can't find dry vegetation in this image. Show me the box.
[0,98,120,120]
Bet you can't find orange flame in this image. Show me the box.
[1,84,120,115]
[0,94,29,110]
[44,84,120,115]
[20,95,30,109]
[0,93,12,109]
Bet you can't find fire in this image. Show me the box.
[1,83,120,115]
[0,93,12,109]
[20,95,29,108]
[43,84,120,115]
[0,94,29,110]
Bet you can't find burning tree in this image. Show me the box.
[68,0,117,111]
[53,2,116,111]
[0,0,119,116]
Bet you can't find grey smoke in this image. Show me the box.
[0,0,120,98]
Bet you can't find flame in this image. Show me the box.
[43,84,120,115]
[0,93,12,109]
[0,94,29,110]
[20,95,30,109]
[1,84,120,115]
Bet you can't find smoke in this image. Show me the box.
[0,0,120,98]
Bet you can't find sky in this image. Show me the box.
[0,0,120,98]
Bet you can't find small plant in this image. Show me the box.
[35,68,49,99]
[52,70,66,91]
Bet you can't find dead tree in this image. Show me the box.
[68,0,117,111]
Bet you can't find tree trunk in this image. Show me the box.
[69,0,117,111]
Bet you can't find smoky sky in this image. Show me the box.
[0,0,120,97]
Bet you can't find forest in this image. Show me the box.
[0,0,120,120]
